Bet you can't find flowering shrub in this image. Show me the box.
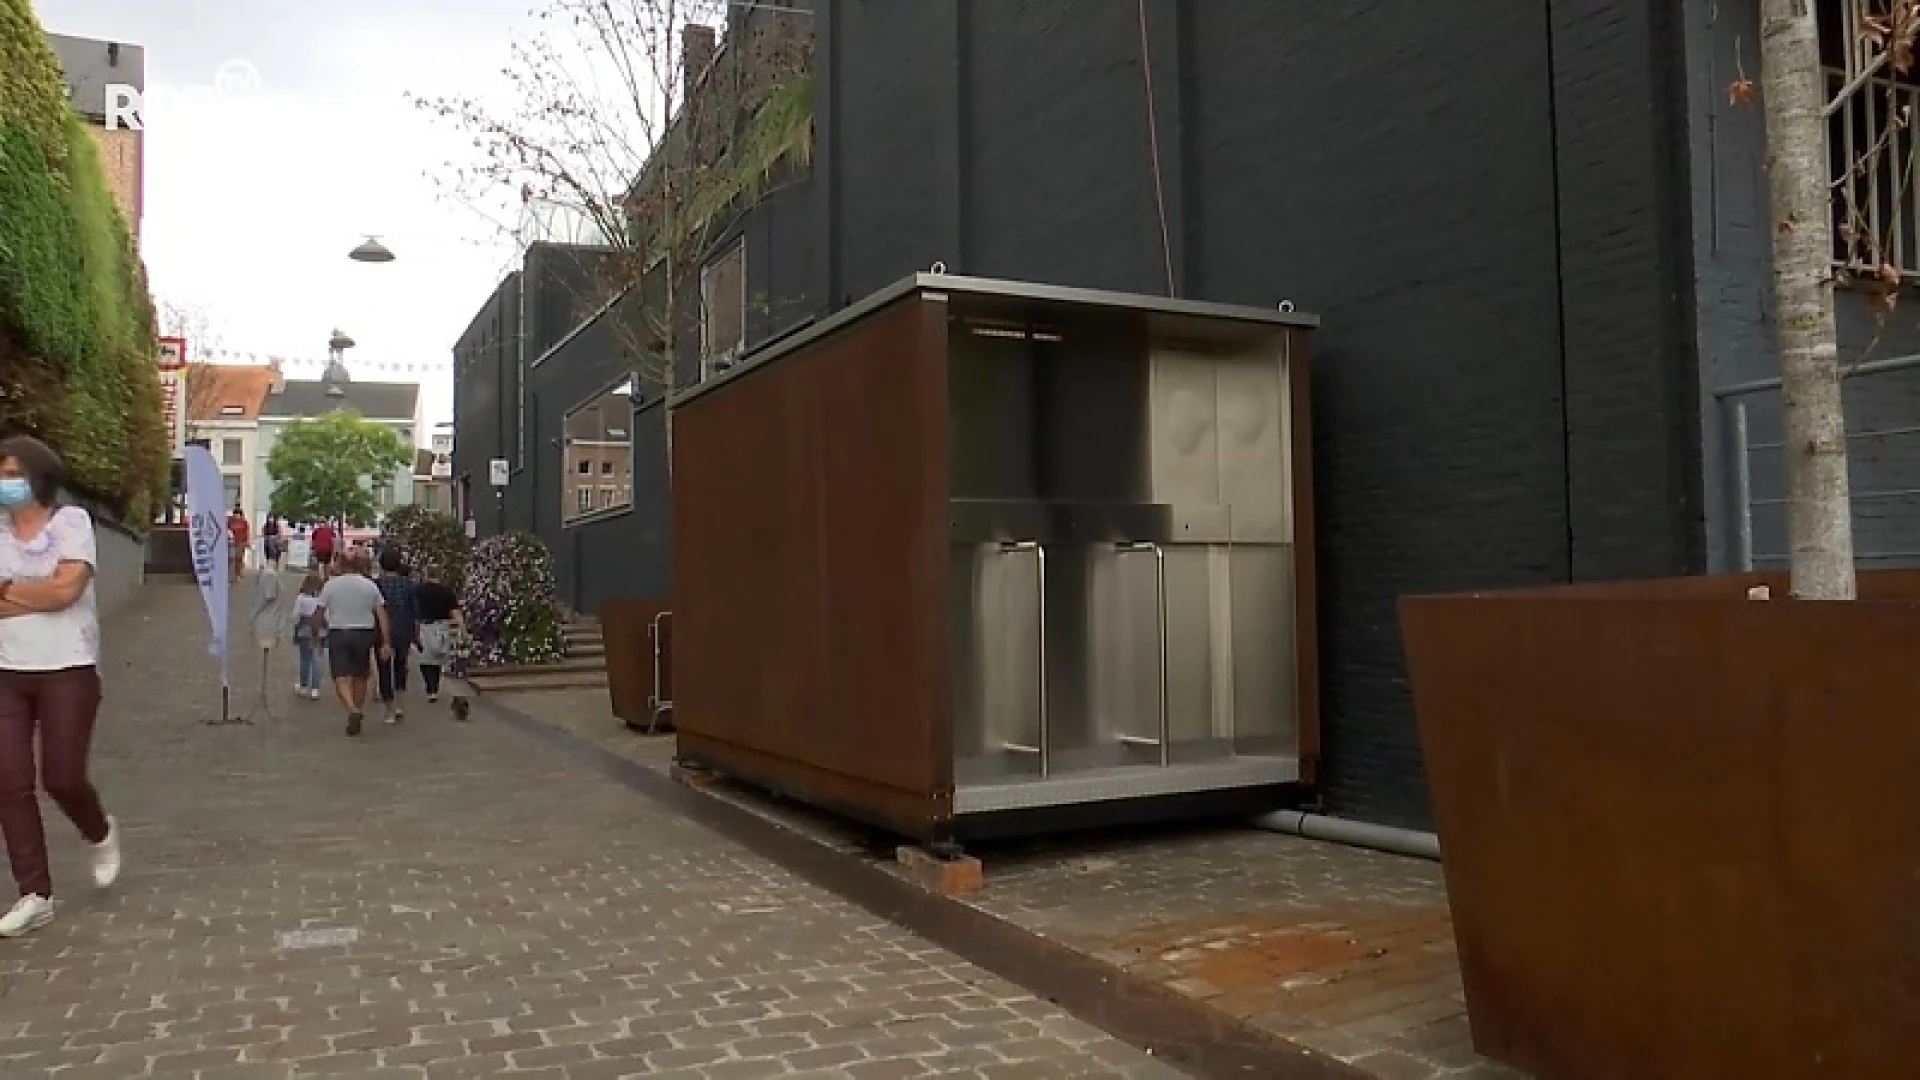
[460,532,565,666]
[381,505,469,592]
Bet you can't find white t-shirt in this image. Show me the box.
[317,572,384,631]
[0,505,100,671]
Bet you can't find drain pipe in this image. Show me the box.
[1251,810,1441,862]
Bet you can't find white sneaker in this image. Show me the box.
[0,894,54,938]
[91,817,122,888]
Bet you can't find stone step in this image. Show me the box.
[565,643,606,659]
[468,671,610,693]
[470,655,607,678]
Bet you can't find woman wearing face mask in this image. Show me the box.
[0,435,121,938]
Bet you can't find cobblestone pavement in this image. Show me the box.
[0,579,1188,1079]
[504,691,1524,1079]
[966,831,1521,1080]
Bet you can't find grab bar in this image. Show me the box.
[999,540,1048,777]
[648,610,673,735]
[1116,542,1170,766]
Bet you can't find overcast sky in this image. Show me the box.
[36,0,548,437]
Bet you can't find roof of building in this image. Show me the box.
[260,380,420,422]
[187,364,277,421]
[44,33,146,122]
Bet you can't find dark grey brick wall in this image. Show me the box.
[828,2,959,300]
[1683,0,1920,571]
[825,0,1702,828]
[1551,0,1704,581]
[451,270,521,537]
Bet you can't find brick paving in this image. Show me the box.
[503,692,1524,1079]
[0,579,1187,1079]
[966,831,1520,1079]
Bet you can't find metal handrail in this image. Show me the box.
[648,610,673,735]
[1116,541,1171,767]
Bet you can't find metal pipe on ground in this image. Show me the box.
[1250,810,1442,861]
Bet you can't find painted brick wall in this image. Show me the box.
[82,125,142,238]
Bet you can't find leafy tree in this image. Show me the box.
[265,411,411,527]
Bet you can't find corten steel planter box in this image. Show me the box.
[671,274,1322,843]
[1399,572,1920,1080]
[602,597,670,729]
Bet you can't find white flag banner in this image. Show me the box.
[183,445,230,687]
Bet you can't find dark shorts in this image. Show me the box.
[326,628,378,679]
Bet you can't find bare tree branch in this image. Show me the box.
[411,0,813,396]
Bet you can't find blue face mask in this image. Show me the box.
[0,478,29,508]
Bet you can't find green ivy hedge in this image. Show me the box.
[0,0,167,524]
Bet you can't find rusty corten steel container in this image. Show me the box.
[1399,572,1920,1080]
[602,596,670,728]
[671,294,954,837]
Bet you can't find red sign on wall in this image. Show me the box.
[157,336,188,455]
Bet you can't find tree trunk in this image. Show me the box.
[1760,0,1856,599]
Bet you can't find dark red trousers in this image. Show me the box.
[0,666,110,898]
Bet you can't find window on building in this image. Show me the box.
[222,438,243,466]
[222,474,242,510]
[700,240,746,380]
[560,382,634,523]
[1823,0,1920,274]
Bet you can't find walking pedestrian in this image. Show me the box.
[0,436,121,938]
[262,515,284,571]
[372,548,418,723]
[291,571,324,699]
[413,565,463,704]
[309,520,335,572]
[311,551,390,737]
[226,507,250,583]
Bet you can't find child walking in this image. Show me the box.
[292,572,324,699]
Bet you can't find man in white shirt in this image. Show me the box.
[311,551,391,737]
